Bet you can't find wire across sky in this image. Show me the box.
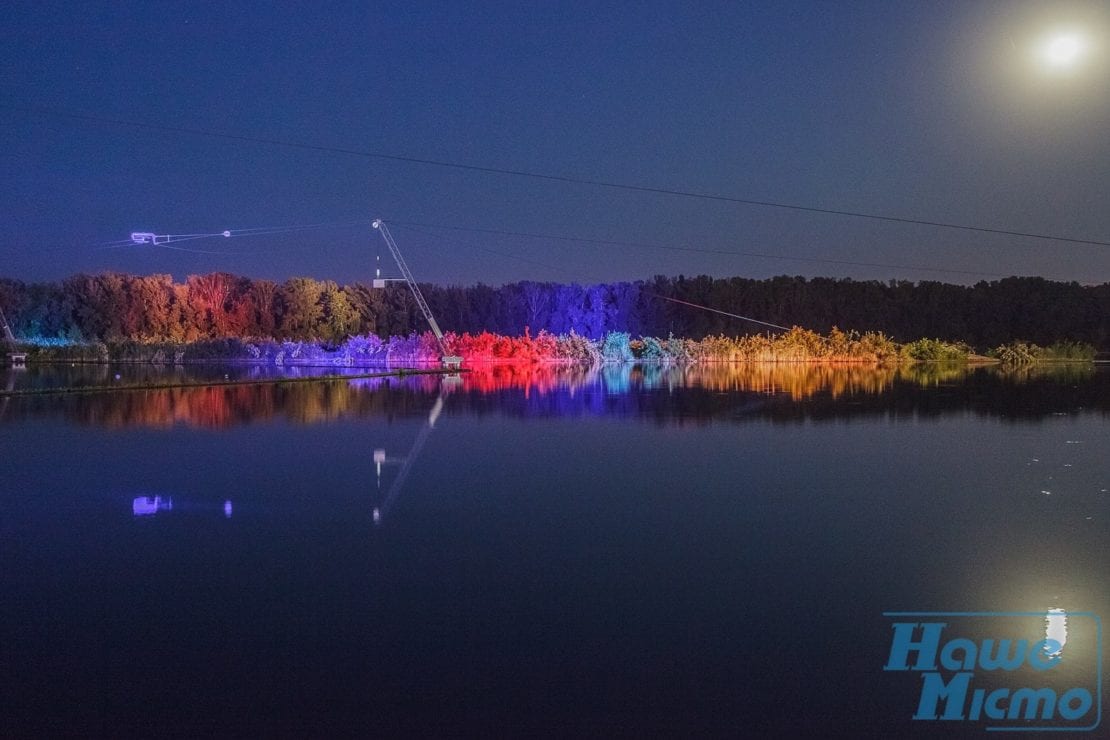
[9,105,1110,252]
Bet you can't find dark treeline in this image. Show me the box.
[1,272,1108,349]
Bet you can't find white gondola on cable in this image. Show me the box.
[130,230,232,245]
[130,232,165,245]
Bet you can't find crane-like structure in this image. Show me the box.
[371,219,462,369]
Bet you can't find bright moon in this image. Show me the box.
[1039,32,1087,69]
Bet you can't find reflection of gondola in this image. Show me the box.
[371,387,446,524]
[131,495,232,519]
[133,496,173,516]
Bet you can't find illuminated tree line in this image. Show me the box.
[0,272,1107,349]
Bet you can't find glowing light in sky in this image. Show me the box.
[1037,30,1088,71]
[1046,35,1082,64]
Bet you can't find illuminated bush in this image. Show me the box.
[14,325,1090,368]
[601,332,633,362]
[639,336,666,360]
[555,331,601,364]
[1040,341,1097,361]
[989,340,1095,365]
[900,338,970,363]
[989,341,1038,365]
[857,332,900,363]
[664,333,687,361]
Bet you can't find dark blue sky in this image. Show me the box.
[3,1,1109,286]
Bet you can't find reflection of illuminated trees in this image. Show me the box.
[29,364,904,427]
[60,382,405,429]
[11,360,1104,430]
[663,363,899,400]
[899,362,969,387]
[994,362,1096,384]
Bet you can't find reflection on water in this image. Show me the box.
[131,495,233,519]
[1045,608,1067,658]
[605,362,903,398]
[132,495,172,516]
[373,392,445,524]
[2,362,1106,429]
[3,360,1107,738]
[0,360,375,394]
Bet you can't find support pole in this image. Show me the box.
[371,219,462,368]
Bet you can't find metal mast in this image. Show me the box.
[372,219,462,368]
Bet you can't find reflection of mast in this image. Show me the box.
[0,369,13,421]
[372,392,445,524]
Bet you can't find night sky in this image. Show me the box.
[3,1,1110,287]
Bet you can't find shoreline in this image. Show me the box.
[0,367,464,398]
[4,356,1101,400]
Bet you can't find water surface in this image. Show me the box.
[1,363,1107,736]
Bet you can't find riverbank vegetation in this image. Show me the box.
[987,340,1098,365]
[5,329,1096,367]
[1,271,1102,366]
[2,272,1109,350]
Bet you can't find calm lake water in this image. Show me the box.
[1,362,1107,737]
